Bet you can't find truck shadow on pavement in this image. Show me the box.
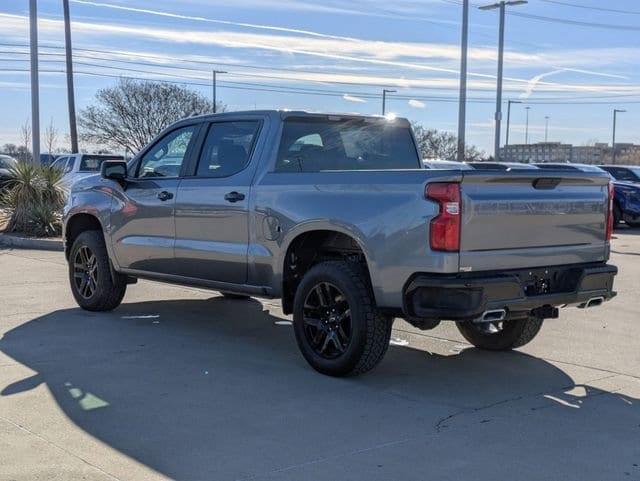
[1,297,639,480]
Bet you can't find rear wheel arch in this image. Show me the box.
[281,229,374,315]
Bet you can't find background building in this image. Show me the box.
[500,142,640,165]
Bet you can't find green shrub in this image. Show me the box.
[0,161,67,237]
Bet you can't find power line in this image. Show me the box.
[3,45,640,102]
[443,0,640,31]
[3,67,639,105]
[539,0,640,15]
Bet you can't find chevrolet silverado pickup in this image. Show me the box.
[63,111,617,376]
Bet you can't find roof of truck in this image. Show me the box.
[186,110,409,123]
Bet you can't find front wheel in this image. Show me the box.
[68,230,127,311]
[455,317,543,351]
[293,261,393,377]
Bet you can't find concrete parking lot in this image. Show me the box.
[1,230,639,481]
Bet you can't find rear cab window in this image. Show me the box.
[79,155,124,172]
[275,116,420,172]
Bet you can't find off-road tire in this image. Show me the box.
[455,317,544,351]
[68,230,127,311]
[293,261,393,377]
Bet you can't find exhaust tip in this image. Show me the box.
[586,296,604,308]
[474,309,507,323]
[579,296,605,309]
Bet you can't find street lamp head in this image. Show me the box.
[614,109,627,113]
[383,89,397,94]
[479,0,526,10]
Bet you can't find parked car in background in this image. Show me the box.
[423,159,473,170]
[62,110,617,377]
[51,153,125,187]
[0,154,17,186]
[599,165,640,184]
[467,162,539,171]
[612,181,640,227]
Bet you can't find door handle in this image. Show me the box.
[157,190,174,201]
[224,191,245,203]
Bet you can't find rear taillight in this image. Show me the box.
[606,181,614,241]
[426,183,461,252]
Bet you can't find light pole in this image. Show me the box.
[382,89,396,116]
[525,106,531,144]
[212,70,227,113]
[29,0,40,164]
[63,0,78,153]
[457,0,469,162]
[479,0,528,160]
[505,99,521,146]
[544,116,549,142]
[612,108,626,165]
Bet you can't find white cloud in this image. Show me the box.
[1,13,638,97]
[343,94,367,103]
[408,99,426,108]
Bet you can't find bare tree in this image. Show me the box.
[19,120,32,163]
[43,118,59,155]
[2,144,18,155]
[412,123,485,161]
[79,79,223,154]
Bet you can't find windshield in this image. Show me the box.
[0,155,16,169]
[276,117,420,172]
[80,155,124,172]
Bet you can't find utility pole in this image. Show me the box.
[525,106,531,144]
[544,115,549,143]
[29,0,40,164]
[456,0,469,162]
[63,0,78,153]
[505,99,521,146]
[612,108,626,165]
[212,70,227,113]
[479,1,528,160]
[382,89,396,116]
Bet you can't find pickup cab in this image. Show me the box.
[63,111,617,376]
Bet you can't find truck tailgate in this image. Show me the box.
[459,171,610,272]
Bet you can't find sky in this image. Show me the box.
[1,0,640,154]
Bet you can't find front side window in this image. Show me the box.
[196,121,260,178]
[275,118,420,172]
[138,126,197,178]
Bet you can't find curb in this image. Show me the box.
[0,233,64,252]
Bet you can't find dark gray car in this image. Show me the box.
[63,111,617,376]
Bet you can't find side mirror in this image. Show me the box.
[101,160,128,183]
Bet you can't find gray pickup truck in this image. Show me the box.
[63,111,617,376]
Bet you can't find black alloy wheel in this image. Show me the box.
[73,245,98,299]
[302,281,353,359]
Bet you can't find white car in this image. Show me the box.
[51,154,125,187]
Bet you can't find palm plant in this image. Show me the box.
[0,161,67,236]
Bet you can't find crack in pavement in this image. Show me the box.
[236,374,626,481]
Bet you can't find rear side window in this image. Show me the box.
[79,155,124,172]
[196,121,260,178]
[275,118,420,172]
